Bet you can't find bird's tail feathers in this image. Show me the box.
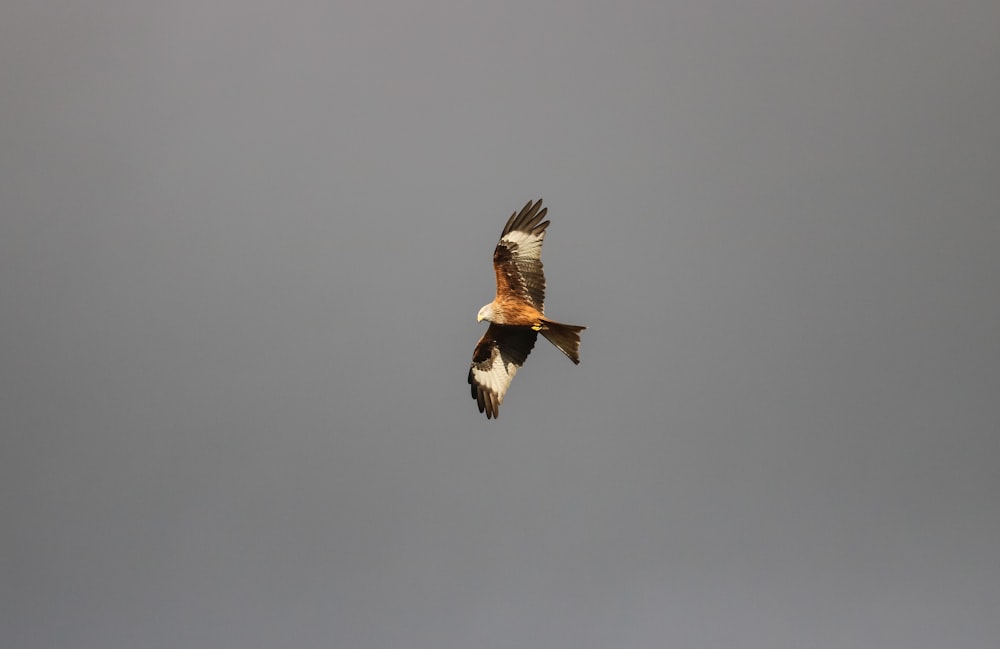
[539,319,586,365]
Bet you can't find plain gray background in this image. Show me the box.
[3,2,998,647]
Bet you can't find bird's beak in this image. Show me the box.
[477,314,484,322]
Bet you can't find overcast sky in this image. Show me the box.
[3,2,999,648]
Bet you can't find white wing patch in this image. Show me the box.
[471,348,517,404]
[501,230,545,259]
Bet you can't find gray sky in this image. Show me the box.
[3,2,999,647]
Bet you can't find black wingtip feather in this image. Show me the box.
[502,199,547,237]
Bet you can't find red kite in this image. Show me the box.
[468,199,586,419]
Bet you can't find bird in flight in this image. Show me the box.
[468,199,586,419]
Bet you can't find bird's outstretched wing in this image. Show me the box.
[468,324,538,419]
[493,199,549,310]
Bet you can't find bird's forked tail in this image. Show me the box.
[538,319,586,365]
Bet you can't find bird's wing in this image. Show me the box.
[493,199,549,310]
[468,324,538,419]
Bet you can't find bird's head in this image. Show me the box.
[477,303,494,323]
